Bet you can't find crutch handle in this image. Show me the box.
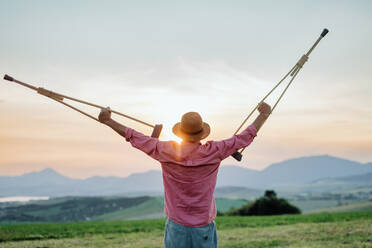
[231,151,243,161]
[321,28,329,37]
[151,124,163,138]
[3,74,14,81]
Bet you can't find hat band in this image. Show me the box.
[181,127,203,135]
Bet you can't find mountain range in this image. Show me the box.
[1,155,371,197]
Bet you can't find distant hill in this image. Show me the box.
[0,196,247,223]
[306,201,372,214]
[0,169,163,197]
[217,166,259,187]
[256,155,372,187]
[1,155,371,197]
[337,172,372,184]
[214,186,263,199]
[312,172,372,185]
[217,155,372,188]
[0,196,151,222]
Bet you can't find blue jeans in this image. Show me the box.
[164,218,218,248]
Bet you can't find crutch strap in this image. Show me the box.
[37,87,64,101]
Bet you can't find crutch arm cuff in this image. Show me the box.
[151,124,163,138]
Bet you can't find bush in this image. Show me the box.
[216,210,225,216]
[226,190,301,216]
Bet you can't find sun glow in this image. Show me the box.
[160,124,182,144]
[158,110,183,143]
[152,92,216,144]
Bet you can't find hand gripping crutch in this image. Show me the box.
[3,75,163,138]
[231,28,329,161]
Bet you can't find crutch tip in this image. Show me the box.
[321,28,329,37]
[231,151,243,162]
[151,124,163,138]
[3,74,14,81]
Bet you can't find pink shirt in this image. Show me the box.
[124,124,257,227]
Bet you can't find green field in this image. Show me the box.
[289,199,366,213]
[1,211,371,247]
[306,201,372,213]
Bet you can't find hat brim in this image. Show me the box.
[172,122,210,142]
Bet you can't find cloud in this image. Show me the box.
[137,58,266,89]
[76,57,268,93]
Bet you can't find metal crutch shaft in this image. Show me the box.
[236,66,301,158]
[231,28,329,161]
[233,64,297,136]
[3,75,163,138]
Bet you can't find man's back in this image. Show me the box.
[98,104,270,247]
[161,141,221,227]
[124,124,257,227]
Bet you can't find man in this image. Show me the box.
[98,102,271,248]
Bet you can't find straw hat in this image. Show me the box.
[172,112,210,142]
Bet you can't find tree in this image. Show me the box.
[226,190,301,216]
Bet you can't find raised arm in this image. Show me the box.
[213,102,271,160]
[252,102,271,132]
[98,107,173,162]
[98,107,128,138]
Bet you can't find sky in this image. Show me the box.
[0,0,371,178]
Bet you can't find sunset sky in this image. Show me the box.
[0,0,371,178]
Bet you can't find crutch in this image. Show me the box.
[3,75,163,138]
[231,28,329,161]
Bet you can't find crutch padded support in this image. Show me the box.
[231,151,243,162]
[321,28,329,37]
[3,74,14,81]
[151,124,163,139]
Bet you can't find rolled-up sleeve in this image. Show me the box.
[124,128,165,161]
[214,124,257,160]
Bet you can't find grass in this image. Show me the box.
[92,197,165,221]
[0,219,166,242]
[217,219,372,248]
[307,201,372,213]
[1,220,372,248]
[289,199,366,213]
[0,211,371,247]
